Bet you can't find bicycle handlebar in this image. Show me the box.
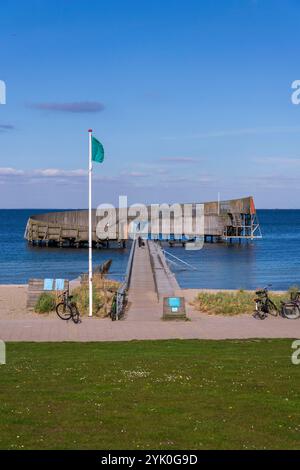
[57,290,68,299]
[256,284,272,294]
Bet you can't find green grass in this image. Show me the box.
[192,290,288,315]
[0,340,299,449]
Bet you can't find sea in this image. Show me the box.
[0,209,300,290]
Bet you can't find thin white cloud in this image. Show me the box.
[135,164,169,175]
[164,126,300,140]
[33,168,88,177]
[0,167,24,175]
[159,157,198,163]
[244,174,299,190]
[0,167,151,186]
[121,171,148,178]
[163,174,217,184]
[0,167,87,182]
[0,167,218,190]
[254,156,300,167]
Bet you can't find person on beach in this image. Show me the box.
[138,236,145,248]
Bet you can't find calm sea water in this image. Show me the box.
[170,210,300,290]
[0,209,300,290]
[0,210,130,284]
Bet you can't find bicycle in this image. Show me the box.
[253,285,300,320]
[108,288,127,321]
[253,286,278,320]
[281,291,300,320]
[56,291,81,324]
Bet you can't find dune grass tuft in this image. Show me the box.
[72,277,120,317]
[192,289,288,315]
[35,292,56,313]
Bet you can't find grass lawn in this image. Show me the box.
[0,340,299,450]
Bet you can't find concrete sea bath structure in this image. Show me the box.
[24,196,261,247]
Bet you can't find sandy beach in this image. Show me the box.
[0,284,292,318]
[0,285,33,319]
[0,285,256,319]
[0,279,83,320]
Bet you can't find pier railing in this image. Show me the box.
[148,241,180,300]
[115,239,136,320]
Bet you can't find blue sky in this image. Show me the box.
[1,0,300,208]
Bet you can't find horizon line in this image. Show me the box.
[0,207,299,211]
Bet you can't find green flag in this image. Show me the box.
[92,136,104,163]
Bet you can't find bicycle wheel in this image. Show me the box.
[56,302,72,320]
[70,304,81,324]
[267,299,278,317]
[110,297,117,321]
[253,300,267,320]
[281,302,300,320]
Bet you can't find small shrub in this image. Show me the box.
[35,293,56,313]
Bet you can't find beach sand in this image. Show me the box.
[0,279,82,319]
[0,285,287,319]
[0,285,286,319]
[0,285,34,319]
[0,286,241,320]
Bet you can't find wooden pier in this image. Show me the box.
[126,240,180,321]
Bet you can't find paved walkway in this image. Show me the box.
[0,308,299,342]
[0,315,298,342]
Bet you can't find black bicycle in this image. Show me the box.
[281,290,300,319]
[56,291,81,324]
[108,288,127,321]
[253,285,300,320]
[253,286,278,320]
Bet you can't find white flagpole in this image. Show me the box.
[88,129,93,317]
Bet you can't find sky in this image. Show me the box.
[1,0,300,208]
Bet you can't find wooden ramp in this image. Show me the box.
[127,240,180,321]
